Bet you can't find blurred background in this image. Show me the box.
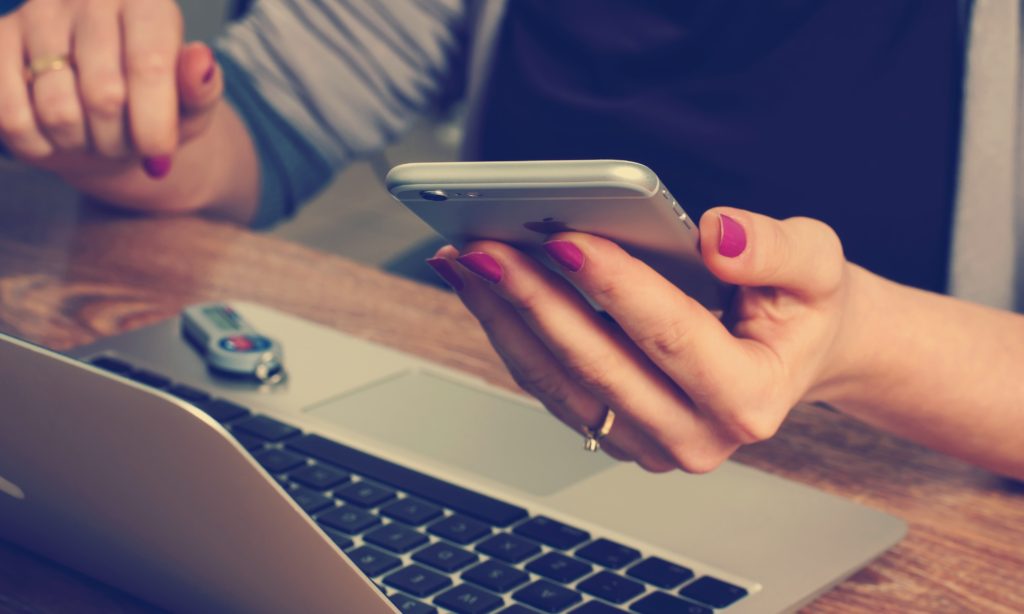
[178,0,457,275]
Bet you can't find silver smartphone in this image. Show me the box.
[385,159,730,310]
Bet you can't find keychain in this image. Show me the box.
[181,303,285,384]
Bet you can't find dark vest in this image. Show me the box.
[476,0,964,292]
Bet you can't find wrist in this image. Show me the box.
[804,262,888,408]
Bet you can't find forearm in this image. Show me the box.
[49,102,260,225]
[820,264,1024,478]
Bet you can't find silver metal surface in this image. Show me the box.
[386,160,732,310]
[0,302,907,612]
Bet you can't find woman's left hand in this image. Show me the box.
[427,207,853,473]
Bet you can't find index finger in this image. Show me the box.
[122,0,183,157]
[540,232,771,413]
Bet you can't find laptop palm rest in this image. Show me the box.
[304,370,615,497]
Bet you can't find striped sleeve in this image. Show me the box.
[215,0,468,226]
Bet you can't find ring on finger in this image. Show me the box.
[24,54,75,83]
[582,407,616,452]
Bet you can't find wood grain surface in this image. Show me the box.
[0,170,1021,613]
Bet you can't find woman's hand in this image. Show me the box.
[0,0,222,179]
[427,207,853,473]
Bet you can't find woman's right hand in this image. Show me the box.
[0,0,223,179]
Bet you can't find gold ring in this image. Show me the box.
[25,54,74,83]
[582,407,616,452]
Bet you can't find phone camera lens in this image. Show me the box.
[420,190,448,202]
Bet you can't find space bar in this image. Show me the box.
[287,434,528,527]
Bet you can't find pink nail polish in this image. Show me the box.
[457,252,503,284]
[202,63,217,84]
[142,156,173,179]
[543,240,585,272]
[426,257,464,291]
[718,213,747,258]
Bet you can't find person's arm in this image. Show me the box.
[0,0,467,227]
[425,208,1024,480]
[820,265,1024,479]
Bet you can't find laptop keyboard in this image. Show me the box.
[90,356,750,613]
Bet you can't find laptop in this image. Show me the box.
[0,301,905,613]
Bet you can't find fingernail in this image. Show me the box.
[543,240,585,272]
[142,156,173,179]
[202,63,217,85]
[718,213,747,258]
[425,257,464,291]
[456,252,503,284]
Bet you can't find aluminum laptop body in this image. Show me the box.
[0,302,906,612]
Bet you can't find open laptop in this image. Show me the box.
[0,301,905,613]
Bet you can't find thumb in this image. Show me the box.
[699,207,846,298]
[177,41,223,118]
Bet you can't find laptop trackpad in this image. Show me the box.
[304,371,614,497]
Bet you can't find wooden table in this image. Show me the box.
[0,167,1021,613]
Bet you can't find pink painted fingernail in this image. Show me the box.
[457,252,503,284]
[426,257,464,291]
[543,240,585,272]
[718,213,747,258]
[142,156,173,179]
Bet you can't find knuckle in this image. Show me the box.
[0,104,36,139]
[714,394,784,445]
[636,455,675,474]
[129,50,175,81]
[82,77,127,119]
[509,363,572,408]
[633,318,694,359]
[666,446,721,475]
[562,352,620,398]
[585,276,626,308]
[35,96,82,131]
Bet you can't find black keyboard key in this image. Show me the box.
[391,593,439,614]
[626,558,693,589]
[234,415,301,442]
[500,607,543,614]
[414,542,478,572]
[336,481,396,508]
[514,516,589,550]
[577,571,645,604]
[317,505,380,534]
[166,383,211,403]
[526,553,591,583]
[382,497,444,526]
[253,448,307,473]
[130,369,171,389]
[90,356,133,375]
[322,527,354,551]
[289,463,351,490]
[435,584,504,614]
[347,545,402,577]
[230,431,265,452]
[288,435,528,526]
[477,533,541,564]
[198,398,251,423]
[571,603,627,613]
[384,565,453,597]
[287,486,333,514]
[678,576,747,608]
[428,514,492,545]
[513,580,582,613]
[575,539,640,570]
[630,592,711,614]
[364,523,429,554]
[463,560,530,593]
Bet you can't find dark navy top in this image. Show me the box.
[476,0,964,291]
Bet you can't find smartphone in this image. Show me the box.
[385,159,730,310]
